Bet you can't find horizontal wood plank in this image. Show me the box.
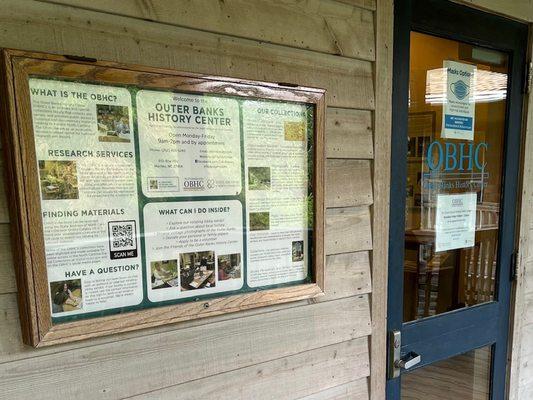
[0,246,371,361]
[325,206,373,255]
[0,0,374,109]
[297,378,369,400]
[335,0,376,11]
[326,159,373,208]
[0,159,8,223]
[126,338,369,400]
[456,0,532,22]
[324,251,372,299]
[326,108,373,159]
[0,295,371,398]
[0,224,15,294]
[40,0,376,61]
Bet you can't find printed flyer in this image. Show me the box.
[29,79,313,321]
[29,78,143,318]
[143,200,243,302]
[435,192,477,252]
[136,90,242,197]
[442,60,477,141]
[243,100,310,287]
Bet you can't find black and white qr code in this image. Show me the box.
[108,220,138,259]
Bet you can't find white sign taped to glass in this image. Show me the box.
[442,60,477,141]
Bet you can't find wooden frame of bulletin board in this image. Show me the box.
[0,49,325,347]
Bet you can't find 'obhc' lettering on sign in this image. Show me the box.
[426,141,487,172]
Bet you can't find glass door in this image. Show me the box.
[387,1,527,399]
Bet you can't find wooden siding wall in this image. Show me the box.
[0,0,391,399]
[510,28,533,400]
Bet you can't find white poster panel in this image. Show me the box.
[242,100,309,287]
[435,192,477,252]
[442,60,477,141]
[143,200,243,302]
[136,90,242,198]
[29,78,143,317]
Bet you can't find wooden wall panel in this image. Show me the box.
[508,25,533,400]
[40,0,376,61]
[326,108,374,159]
[0,252,370,363]
[125,338,369,400]
[296,378,370,400]
[0,224,15,294]
[455,0,533,21]
[0,0,374,110]
[0,0,382,398]
[326,159,373,208]
[0,296,371,399]
[325,206,373,255]
[325,251,372,299]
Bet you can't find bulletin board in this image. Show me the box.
[0,49,325,347]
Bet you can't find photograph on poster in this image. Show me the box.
[180,251,216,290]
[248,167,271,190]
[292,241,304,262]
[284,121,306,141]
[249,212,270,231]
[38,160,79,200]
[50,279,82,314]
[97,104,131,143]
[151,260,179,289]
[217,253,241,281]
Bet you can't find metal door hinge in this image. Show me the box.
[511,250,519,282]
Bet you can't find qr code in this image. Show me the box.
[108,221,137,252]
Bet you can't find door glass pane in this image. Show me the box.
[401,346,492,400]
[404,32,509,322]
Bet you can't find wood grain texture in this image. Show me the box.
[0,224,15,294]
[335,0,376,11]
[326,159,373,208]
[0,0,374,109]
[370,1,393,398]
[125,338,369,400]
[325,206,372,255]
[0,247,370,363]
[454,0,533,21]
[296,378,369,400]
[508,28,533,400]
[0,48,39,346]
[0,159,9,223]
[325,251,372,299]
[0,296,371,399]
[326,108,374,159]
[39,0,376,61]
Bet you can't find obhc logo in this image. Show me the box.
[426,141,487,172]
[183,178,204,190]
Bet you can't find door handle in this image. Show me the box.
[395,351,422,370]
[388,330,422,379]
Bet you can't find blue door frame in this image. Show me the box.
[387,0,528,398]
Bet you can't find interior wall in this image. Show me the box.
[0,0,388,399]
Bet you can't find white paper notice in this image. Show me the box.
[143,200,243,302]
[435,192,477,252]
[243,100,310,287]
[442,60,476,141]
[29,78,143,317]
[136,90,242,197]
